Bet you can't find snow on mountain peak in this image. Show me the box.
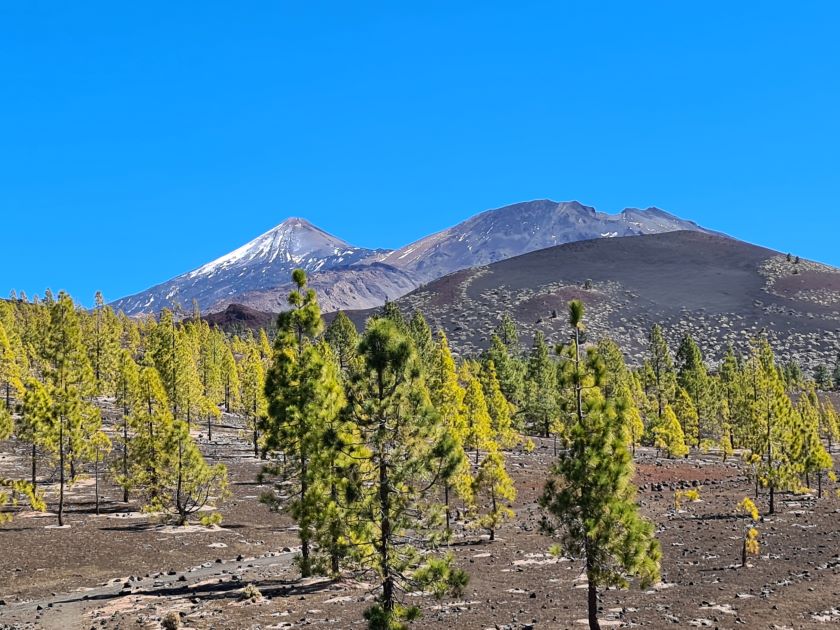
[188,217,357,279]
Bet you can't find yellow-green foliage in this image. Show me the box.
[737,497,760,566]
[470,449,516,540]
[199,512,223,527]
[738,497,759,521]
[0,479,46,523]
[654,404,688,458]
[744,527,760,556]
[674,487,701,510]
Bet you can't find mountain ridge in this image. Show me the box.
[112,199,715,316]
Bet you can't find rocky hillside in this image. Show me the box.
[361,231,840,371]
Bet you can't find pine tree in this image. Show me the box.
[460,361,494,465]
[113,349,140,502]
[86,292,121,395]
[496,313,519,349]
[89,429,111,515]
[796,387,834,498]
[324,311,359,373]
[426,331,470,533]
[408,311,435,370]
[125,366,173,505]
[346,318,468,628]
[197,322,224,416]
[18,378,54,490]
[647,324,677,420]
[523,331,560,440]
[541,301,661,630]
[238,340,267,457]
[311,343,361,576]
[719,345,747,448]
[0,320,24,410]
[262,269,343,577]
[597,339,644,453]
[381,300,407,331]
[220,343,240,414]
[479,360,519,448]
[470,449,515,542]
[42,293,99,526]
[818,395,840,453]
[672,387,699,448]
[485,333,526,410]
[742,338,803,515]
[654,404,689,458]
[676,334,714,447]
[152,419,229,525]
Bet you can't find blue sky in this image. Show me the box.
[1,2,838,305]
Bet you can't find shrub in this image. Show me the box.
[161,611,180,630]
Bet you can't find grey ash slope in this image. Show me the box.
[112,218,394,315]
[371,231,840,371]
[381,199,714,282]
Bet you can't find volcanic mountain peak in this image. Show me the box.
[188,217,366,279]
[111,217,391,316]
[380,199,713,281]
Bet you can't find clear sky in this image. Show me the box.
[1,2,838,305]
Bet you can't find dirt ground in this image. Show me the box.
[1,412,838,630]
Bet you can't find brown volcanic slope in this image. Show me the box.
[360,231,840,370]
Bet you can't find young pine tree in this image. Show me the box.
[426,332,471,533]
[647,324,677,420]
[42,293,100,526]
[238,341,267,458]
[523,331,560,440]
[324,310,359,373]
[470,448,516,542]
[345,318,468,629]
[479,359,519,449]
[654,404,688,459]
[460,361,494,465]
[541,301,661,630]
[261,269,343,577]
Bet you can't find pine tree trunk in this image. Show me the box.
[586,544,600,630]
[741,538,747,567]
[207,415,212,442]
[31,443,37,490]
[380,455,394,614]
[330,477,340,575]
[253,424,259,458]
[58,417,65,527]
[122,415,129,503]
[489,493,497,542]
[300,456,311,577]
[176,437,185,525]
[94,457,100,515]
[587,580,599,630]
[444,484,451,533]
[769,483,775,515]
[817,471,822,498]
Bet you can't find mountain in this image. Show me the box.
[355,231,840,372]
[113,200,714,316]
[112,218,393,315]
[381,199,714,282]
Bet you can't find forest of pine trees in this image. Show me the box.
[0,274,838,629]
